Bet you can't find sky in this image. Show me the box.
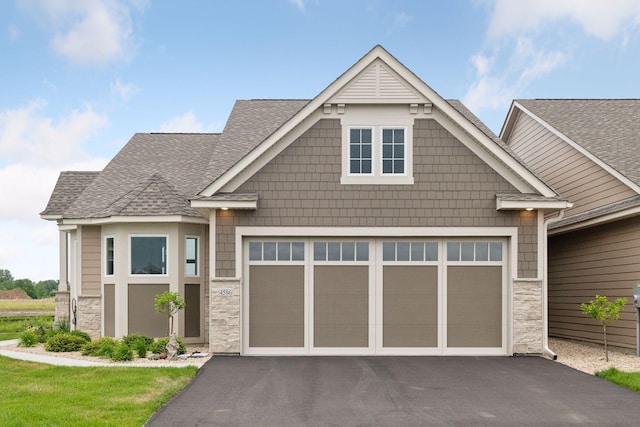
[1,0,640,282]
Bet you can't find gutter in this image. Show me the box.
[542,209,568,360]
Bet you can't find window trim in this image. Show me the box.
[129,234,169,276]
[185,236,199,277]
[104,235,115,277]
[342,124,413,185]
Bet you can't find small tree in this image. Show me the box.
[580,295,627,362]
[154,291,186,336]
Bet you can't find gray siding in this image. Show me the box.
[549,216,640,349]
[508,112,636,216]
[217,118,538,278]
[81,225,101,295]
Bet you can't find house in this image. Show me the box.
[41,46,569,356]
[501,99,640,350]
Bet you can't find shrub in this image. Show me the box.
[80,337,118,357]
[122,334,153,348]
[18,330,38,347]
[110,342,134,362]
[150,337,186,355]
[53,319,70,333]
[69,330,92,343]
[133,339,148,358]
[45,333,87,352]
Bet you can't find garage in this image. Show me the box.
[243,238,507,356]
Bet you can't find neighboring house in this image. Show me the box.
[41,46,569,356]
[501,99,640,350]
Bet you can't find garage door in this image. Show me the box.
[244,239,507,355]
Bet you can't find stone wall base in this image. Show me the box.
[54,291,70,325]
[210,278,241,354]
[77,295,102,340]
[513,280,543,354]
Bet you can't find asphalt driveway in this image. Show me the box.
[148,356,640,426]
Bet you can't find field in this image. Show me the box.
[0,299,55,341]
[0,298,55,316]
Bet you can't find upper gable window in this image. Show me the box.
[343,125,413,184]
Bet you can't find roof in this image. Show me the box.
[41,171,99,217]
[61,133,220,219]
[514,99,640,187]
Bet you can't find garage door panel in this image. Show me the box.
[249,265,304,348]
[314,265,368,348]
[383,266,438,348]
[447,266,502,348]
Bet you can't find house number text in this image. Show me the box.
[217,288,234,296]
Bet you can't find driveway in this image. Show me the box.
[148,356,640,426]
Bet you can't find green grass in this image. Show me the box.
[596,368,640,393]
[0,299,55,313]
[0,356,197,426]
[0,315,54,341]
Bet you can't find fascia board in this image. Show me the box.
[190,200,257,210]
[496,199,571,210]
[549,205,640,236]
[62,215,209,225]
[512,101,640,195]
[40,214,62,221]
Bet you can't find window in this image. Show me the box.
[383,241,438,262]
[313,241,369,262]
[186,237,198,276]
[131,236,167,275]
[447,241,502,262]
[349,128,372,174]
[249,241,305,262]
[382,128,404,174]
[343,125,412,184]
[105,237,114,276]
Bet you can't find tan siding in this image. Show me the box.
[508,113,636,216]
[81,225,101,295]
[549,216,640,350]
[217,118,538,278]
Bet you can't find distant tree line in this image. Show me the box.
[0,269,58,299]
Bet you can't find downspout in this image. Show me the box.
[542,209,568,360]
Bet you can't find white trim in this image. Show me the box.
[62,215,208,226]
[200,46,556,198]
[496,199,571,210]
[549,205,640,235]
[128,234,169,277]
[190,200,257,210]
[508,101,640,195]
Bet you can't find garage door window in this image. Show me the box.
[447,241,502,262]
[383,241,438,262]
[314,241,369,261]
[249,241,305,262]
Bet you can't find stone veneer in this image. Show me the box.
[77,295,102,340]
[512,280,543,354]
[210,278,241,354]
[54,291,70,324]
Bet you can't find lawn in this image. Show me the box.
[596,367,640,393]
[0,315,54,341]
[0,356,197,426]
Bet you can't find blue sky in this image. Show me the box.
[1,0,640,281]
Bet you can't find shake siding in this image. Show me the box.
[216,118,538,278]
[81,225,101,295]
[549,216,640,349]
[508,113,636,216]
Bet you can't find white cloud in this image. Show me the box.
[487,0,640,40]
[0,100,109,166]
[110,79,139,101]
[157,111,205,133]
[288,0,305,11]
[393,12,412,28]
[19,0,137,66]
[8,25,20,42]
[463,37,565,113]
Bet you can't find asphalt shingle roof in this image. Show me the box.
[41,171,99,217]
[62,133,219,219]
[517,99,640,186]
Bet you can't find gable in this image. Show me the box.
[331,59,428,104]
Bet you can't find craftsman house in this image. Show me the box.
[41,46,569,356]
[501,99,640,350]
